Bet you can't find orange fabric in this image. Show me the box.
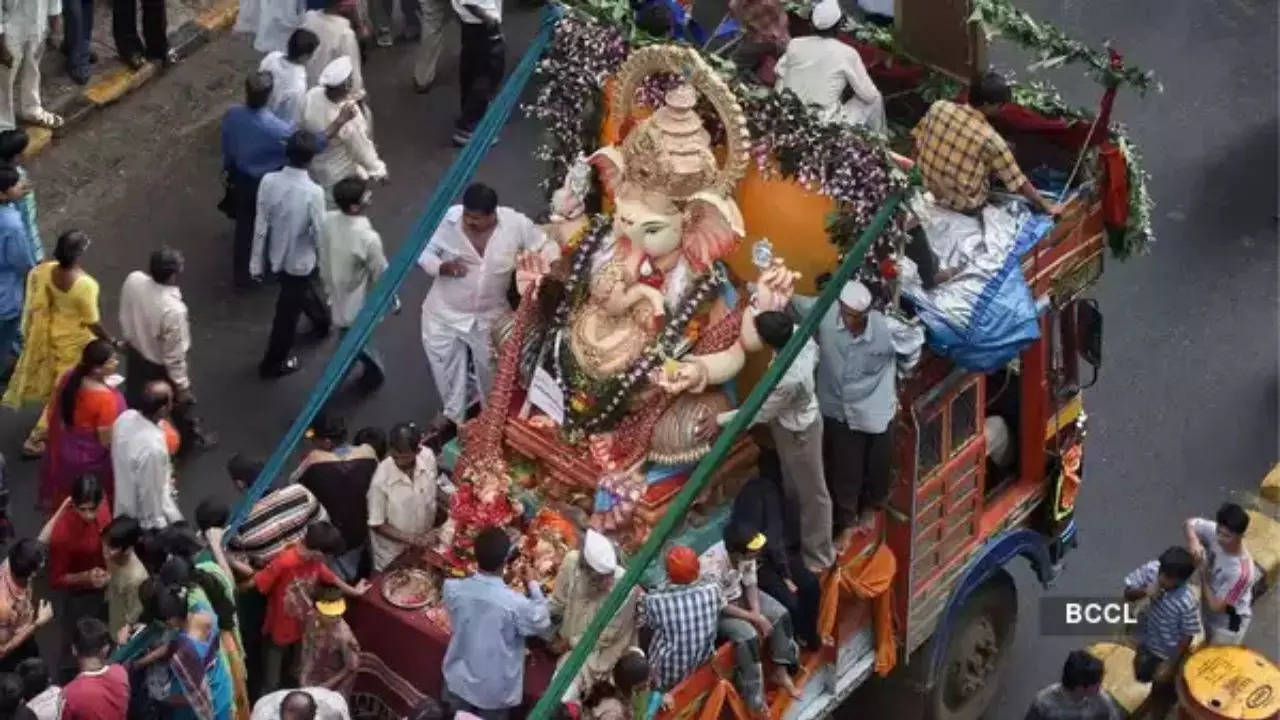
[666,546,700,585]
[1056,444,1082,517]
[71,385,123,430]
[161,420,180,456]
[817,544,898,677]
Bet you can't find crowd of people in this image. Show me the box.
[0,0,1264,717]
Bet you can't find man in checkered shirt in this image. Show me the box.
[911,72,1062,218]
[640,546,722,691]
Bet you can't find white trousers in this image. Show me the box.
[412,0,453,87]
[422,319,494,424]
[0,35,44,130]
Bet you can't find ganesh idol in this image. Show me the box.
[478,45,800,542]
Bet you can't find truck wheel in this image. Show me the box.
[926,569,1017,720]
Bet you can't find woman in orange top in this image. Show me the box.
[38,339,125,512]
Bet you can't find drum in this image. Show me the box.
[1176,646,1280,720]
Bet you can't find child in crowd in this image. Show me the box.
[101,515,150,643]
[15,658,58,720]
[711,522,801,713]
[353,426,387,460]
[1122,546,1201,683]
[299,583,361,698]
[244,521,369,694]
[584,648,669,720]
[0,130,39,264]
[0,672,34,720]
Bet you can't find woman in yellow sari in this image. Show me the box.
[3,230,115,458]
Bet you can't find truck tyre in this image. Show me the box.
[926,569,1018,720]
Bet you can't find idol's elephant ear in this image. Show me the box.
[682,191,745,273]
[588,147,626,199]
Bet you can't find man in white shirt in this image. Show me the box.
[450,0,504,147]
[300,0,363,92]
[418,183,557,427]
[303,57,387,202]
[252,131,332,378]
[111,381,182,530]
[119,247,216,452]
[252,687,351,720]
[774,0,885,133]
[259,28,319,126]
[0,0,62,130]
[714,310,832,572]
[367,422,439,571]
[321,176,389,391]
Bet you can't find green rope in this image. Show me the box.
[526,190,907,720]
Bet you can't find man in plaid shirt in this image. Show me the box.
[640,546,722,691]
[912,72,1062,217]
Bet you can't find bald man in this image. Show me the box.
[111,381,182,529]
[251,687,353,719]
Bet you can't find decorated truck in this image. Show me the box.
[153,1,1159,719]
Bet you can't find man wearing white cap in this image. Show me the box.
[793,279,921,547]
[774,0,886,133]
[546,529,640,702]
[301,56,388,202]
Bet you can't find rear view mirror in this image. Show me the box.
[1076,299,1102,388]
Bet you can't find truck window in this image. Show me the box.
[951,384,977,453]
[919,412,942,478]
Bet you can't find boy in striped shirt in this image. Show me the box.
[1122,546,1200,683]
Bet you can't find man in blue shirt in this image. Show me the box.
[223,72,292,289]
[442,526,550,720]
[0,165,33,376]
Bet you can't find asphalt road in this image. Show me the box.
[1,0,1276,717]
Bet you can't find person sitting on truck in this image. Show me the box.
[547,530,641,703]
[709,523,801,713]
[795,280,923,548]
[1025,649,1122,720]
[640,546,721,695]
[726,456,821,650]
[584,648,668,720]
[1184,502,1256,646]
[773,0,886,133]
[911,72,1062,218]
[1121,546,1201,684]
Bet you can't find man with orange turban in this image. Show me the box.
[638,546,722,692]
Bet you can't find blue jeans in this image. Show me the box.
[63,0,94,75]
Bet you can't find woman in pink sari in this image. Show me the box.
[39,339,125,512]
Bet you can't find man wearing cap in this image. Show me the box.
[300,0,363,91]
[302,56,387,203]
[639,546,722,693]
[793,280,922,547]
[774,0,885,132]
[547,529,640,702]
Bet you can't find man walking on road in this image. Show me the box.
[418,183,556,428]
[303,57,387,202]
[222,72,292,289]
[252,131,332,378]
[320,176,389,390]
[0,0,63,130]
[111,380,182,530]
[450,0,505,147]
[111,0,174,70]
[301,0,363,92]
[411,0,453,93]
[118,247,217,451]
[260,29,319,127]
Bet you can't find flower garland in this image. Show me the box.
[968,0,1160,96]
[1009,81,1155,257]
[524,12,628,192]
